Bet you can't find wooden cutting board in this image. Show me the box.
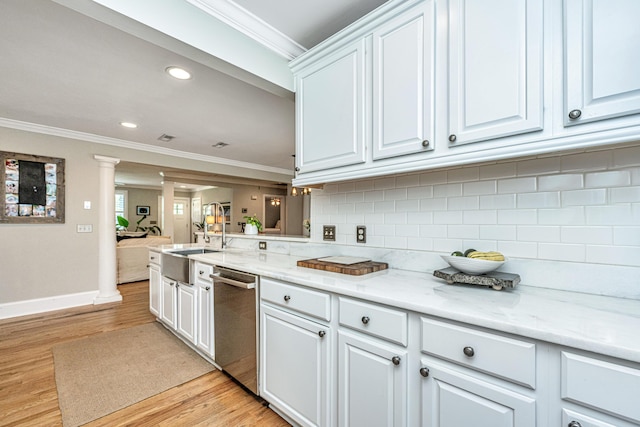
[297,258,388,275]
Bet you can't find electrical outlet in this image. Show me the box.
[259,241,267,250]
[323,225,336,241]
[356,225,366,243]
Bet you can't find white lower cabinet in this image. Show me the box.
[160,276,177,329]
[176,282,197,345]
[195,262,214,358]
[419,358,535,427]
[338,330,408,426]
[148,251,161,317]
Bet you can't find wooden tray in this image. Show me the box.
[297,258,388,276]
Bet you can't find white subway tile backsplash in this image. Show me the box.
[345,192,364,203]
[498,177,537,194]
[434,183,462,198]
[613,227,640,246]
[395,224,417,237]
[420,224,447,237]
[480,225,517,241]
[407,237,434,251]
[374,224,396,236]
[419,170,448,185]
[448,225,479,239]
[330,193,346,204]
[517,192,560,208]
[354,202,374,213]
[396,199,420,212]
[385,212,407,224]
[338,182,356,193]
[517,157,561,176]
[355,180,375,192]
[448,196,479,210]
[538,207,585,225]
[407,185,434,199]
[385,236,408,249]
[364,190,384,202]
[585,170,631,188]
[433,210,463,224]
[329,214,347,224]
[538,174,584,191]
[538,243,585,262]
[586,204,633,225]
[337,203,355,214]
[433,238,465,253]
[374,177,396,190]
[561,189,607,206]
[518,225,561,242]
[447,167,479,183]
[561,151,612,172]
[463,210,497,224]
[463,180,497,195]
[497,209,537,224]
[346,214,365,225]
[586,245,640,267]
[561,226,612,245]
[396,174,421,187]
[610,186,640,203]
[479,163,517,180]
[420,198,447,211]
[408,211,433,225]
[384,188,408,201]
[498,241,538,258]
[612,145,640,167]
[374,200,395,213]
[480,194,517,210]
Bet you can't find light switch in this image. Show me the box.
[77,224,93,233]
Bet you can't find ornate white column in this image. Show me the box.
[93,155,122,304]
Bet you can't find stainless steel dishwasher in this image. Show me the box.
[210,266,259,395]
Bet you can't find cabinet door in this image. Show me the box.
[161,277,177,329]
[260,305,330,427]
[197,282,213,357]
[372,0,435,160]
[149,264,161,317]
[448,0,543,146]
[296,39,367,173]
[338,330,408,427]
[420,359,535,427]
[177,283,197,344]
[564,0,640,126]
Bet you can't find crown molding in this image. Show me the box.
[186,0,306,60]
[0,117,292,177]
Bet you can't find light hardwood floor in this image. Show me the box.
[0,281,290,427]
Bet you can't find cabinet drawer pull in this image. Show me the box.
[421,139,430,148]
[568,109,582,120]
[199,270,204,275]
[205,286,210,291]
[568,422,582,427]
[318,330,326,338]
[391,356,401,366]
[463,346,475,357]
[284,295,291,302]
[150,256,156,260]
[419,367,430,378]
[361,316,370,325]
[448,134,457,142]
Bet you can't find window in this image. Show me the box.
[115,190,128,223]
[173,202,184,215]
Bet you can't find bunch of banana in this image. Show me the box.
[466,251,505,261]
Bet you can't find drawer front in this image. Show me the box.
[148,250,161,266]
[261,278,331,321]
[194,262,213,282]
[421,317,536,388]
[339,297,408,346]
[562,352,640,423]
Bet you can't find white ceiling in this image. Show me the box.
[0,0,387,189]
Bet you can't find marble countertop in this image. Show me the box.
[158,245,640,364]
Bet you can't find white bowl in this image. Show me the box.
[441,255,505,275]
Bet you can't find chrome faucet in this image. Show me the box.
[203,202,226,249]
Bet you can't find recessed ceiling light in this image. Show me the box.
[120,122,137,129]
[166,66,191,80]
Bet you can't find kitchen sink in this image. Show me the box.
[161,248,219,283]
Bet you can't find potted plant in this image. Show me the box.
[116,215,162,235]
[243,215,262,235]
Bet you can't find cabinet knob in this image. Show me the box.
[419,367,430,378]
[568,422,582,427]
[463,346,475,357]
[170,282,175,287]
[568,109,582,120]
[146,264,150,268]
[199,270,204,275]
[318,330,326,338]
[295,167,300,172]
[205,286,210,291]
[361,316,370,325]
[421,139,430,148]
[284,295,291,302]
[150,256,155,260]
[391,356,401,366]
[448,134,457,142]
[176,283,180,288]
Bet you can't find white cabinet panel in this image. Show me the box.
[261,305,330,427]
[177,283,197,344]
[296,39,367,173]
[161,277,177,329]
[372,0,435,160]
[420,359,536,427]
[149,263,161,317]
[564,0,640,125]
[196,281,213,357]
[448,0,543,145]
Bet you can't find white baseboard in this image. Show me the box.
[0,291,100,320]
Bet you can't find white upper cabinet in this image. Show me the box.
[294,39,367,173]
[372,0,435,160]
[447,0,543,146]
[564,0,640,126]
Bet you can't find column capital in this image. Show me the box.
[93,154,120,165]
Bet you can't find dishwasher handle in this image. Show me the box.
[209,273,256,290]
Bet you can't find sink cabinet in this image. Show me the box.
[160,276,177,330]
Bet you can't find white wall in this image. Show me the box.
[309,144,640,298]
